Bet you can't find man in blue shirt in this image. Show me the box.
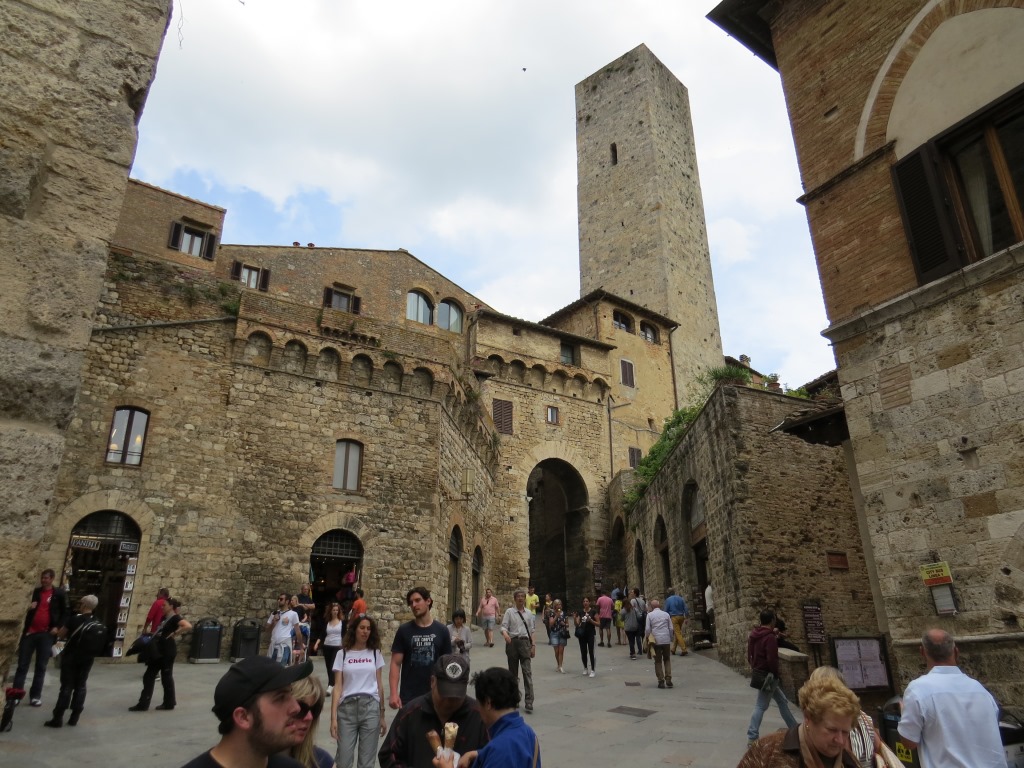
[664,590,689,656]
[435,667,540,768]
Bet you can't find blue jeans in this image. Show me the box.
[746,678,798,741]
[14,631,55,700]
[337,694,380,768]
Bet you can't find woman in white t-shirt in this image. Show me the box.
[329,614,386,768]
[313,602,345,690]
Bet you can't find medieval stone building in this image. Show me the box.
[710,0,1024,710]
[22,44,738,654]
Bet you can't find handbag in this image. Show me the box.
[51,641,65,658]
[574,623,586,639]
[750,669,769,689]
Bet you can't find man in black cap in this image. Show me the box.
[180,656,315,768]
[379,654,488,768]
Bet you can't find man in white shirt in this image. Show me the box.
[500,589,536,713]
[644,599,674,689]
[898,628,1003,768]
[267,593,303,665]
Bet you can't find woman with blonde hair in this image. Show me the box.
[806,667,884,768]
[289,674,336,768]
[739,674,861,768]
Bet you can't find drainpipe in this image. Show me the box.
[667,325,680,411]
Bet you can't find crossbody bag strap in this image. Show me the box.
[516,611,533,641]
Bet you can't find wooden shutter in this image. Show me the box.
[892,143,964,284]
[351,296,361,315]
[629,447,642,468]
[493,399,513,434]
[620,360,635,387]
[168,222,183,250]
[323,288,334,307]
[230,261,242,280]
[202,233,217,261]
[258,268,270,292]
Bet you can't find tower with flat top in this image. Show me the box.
[576,44,723,401]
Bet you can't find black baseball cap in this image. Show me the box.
[213,657,313,720]
[433,654,470,697]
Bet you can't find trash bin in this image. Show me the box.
[877,696,920,767]
[230,618,261,662]
[189,617,222,663]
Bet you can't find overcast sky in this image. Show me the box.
[133,0,835,389]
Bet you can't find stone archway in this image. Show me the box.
[527,458,589,607]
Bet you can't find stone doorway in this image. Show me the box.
[310,529,363,619]
[447,526,464,616]
[62,510,142,657]
[527,458,589,608]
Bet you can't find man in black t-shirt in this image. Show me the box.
[388,586,452,708]
[180,656,314,768]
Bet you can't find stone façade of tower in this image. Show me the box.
[576,44,723,403]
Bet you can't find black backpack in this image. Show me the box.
[72,619,108,657]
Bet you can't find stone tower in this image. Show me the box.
[576,44,723,402]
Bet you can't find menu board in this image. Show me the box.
[832,636,891,692]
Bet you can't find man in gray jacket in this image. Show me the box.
[645,598,673,689]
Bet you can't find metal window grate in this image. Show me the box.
[311,530,363,559]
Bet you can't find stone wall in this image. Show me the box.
[0,0,171,678]
[622,385,878,676]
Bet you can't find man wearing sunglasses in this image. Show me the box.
[181,656,315,767]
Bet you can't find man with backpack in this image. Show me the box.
[44,594,106,727]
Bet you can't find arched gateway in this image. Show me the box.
[527,458,590,607]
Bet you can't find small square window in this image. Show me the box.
[231,261,270,291]
[169,221,216,260]
[546,406,559,424]
[240,266,260,289]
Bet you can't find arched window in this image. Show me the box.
[438,300,463,332]
[612,310,633,333]
[634,541,646,597]
[655,516,671,593]
[333,440,363,491]
[639,322,659,343]
[106,407,149,465]
[406,291,433,325]
[448,527,464,612]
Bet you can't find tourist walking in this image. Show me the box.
[645,599,673,689]
[475,588,499,648]
[268,593,303,665]
[546,599,568,673]
[389,587,451,708]
[596,590,614,647]
[664,589,689,656]
[330,615,385,768]
[44,594,102,728]
[573,597,599,677]
[447,609,472,656]
[131,598,191,712]
[313,602,345,688]
[745,609,798,746]
[142,587,169,633]
[622,592,642,659]
[500,588,536,713]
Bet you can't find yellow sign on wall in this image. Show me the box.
[919,561,952,586]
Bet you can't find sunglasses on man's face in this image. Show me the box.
[295,699,323,719]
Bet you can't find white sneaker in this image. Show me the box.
[581,668,589,676]
[558,667,564,673]
[326,686,333,694]
[588,670,596,678]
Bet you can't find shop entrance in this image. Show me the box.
[62,510,142,657]
[310,529,364,620]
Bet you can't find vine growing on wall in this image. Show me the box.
[623,364,753,512]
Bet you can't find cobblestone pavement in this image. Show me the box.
[2,632,798,767]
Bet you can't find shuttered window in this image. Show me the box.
[168,221,216,260]
[231,261,270,291]
[493,399,513,434]
[323,287,360,314]
[620,359,635,388]
[628,447,642,468]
